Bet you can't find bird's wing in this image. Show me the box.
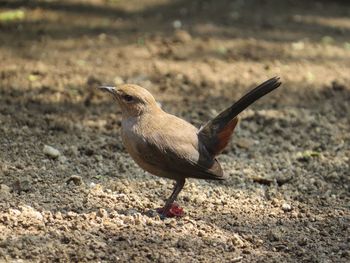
[137,114,224,180]
[198,77,281,156]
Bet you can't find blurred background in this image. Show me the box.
[0,0,349,262]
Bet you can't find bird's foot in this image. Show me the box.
[156,203,184,218]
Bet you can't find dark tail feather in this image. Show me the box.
[224,76,281,120]
[198,77,281,156]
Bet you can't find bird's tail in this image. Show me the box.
[222,77,281,119]
[199,77,281,156]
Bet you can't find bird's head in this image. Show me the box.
[99,84,160,117]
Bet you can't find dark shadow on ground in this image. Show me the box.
[0,0,349,50]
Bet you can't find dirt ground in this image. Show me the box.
[0,0,349,262]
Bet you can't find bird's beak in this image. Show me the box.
[99,85,117,94]
[98,86,121,99]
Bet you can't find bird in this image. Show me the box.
[99,77,281,217]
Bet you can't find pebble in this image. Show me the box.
[68,146,79,157]
[172,20,182,29]
[0,184,11,192]
[114,76,124,86]
[125,209,139,216]
[20,205,44,221]
[0,184,12,198]
[97,208,108,218]
[54,212,63,220]
[174,30,192,43]
[267,230,281,242]
[236,138,254,149]
[291,41,305,51]
[12,177,31,193]
[198,230,205,237]
[43,145,61,159]
[231,233,245,247]
[9,208,21,216]
[67,211,78,218]
[58,155,67,163]
[145,209,159,218]
[282,203,292,212]
[298,237,308,246]
[231,256,243,262]
[271,198,280,206]
[66,175,84,186]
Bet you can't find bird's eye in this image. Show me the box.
[122,94,134,102]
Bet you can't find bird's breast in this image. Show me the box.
[121,118,168,178]
[121,118,144,157]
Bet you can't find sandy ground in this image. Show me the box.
[0,0,349,262]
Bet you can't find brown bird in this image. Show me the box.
[99,77,281,217]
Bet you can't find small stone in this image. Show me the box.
[95,155,103,162]
[58,155,67,163]
[113,76,124,86]
[0,184,12,198]
[94,240,107,249]
[0,184,11,193]
[282,203,292,212]
[134,214,146,225]
[251,176,273,186]
[198,230,205,237]
[236,138,254,149]
[231,233,245,247]
[231,256,243,262]
[275,174,292,186]
[298,237,308,246]
[145,209,159,218]
[194,196,205,204]
[271,198,280,206]
[267,230,281,242]
[291,211,299,218]
[9,209,21,216]
[43,145,60,159]
[256,239,264,246]
[125,209,139,216]
[54,211,63,220]
[68,146,79,157]
[12,177,31,193]
[67,211,77,218]
[20,205,43,221]
[98,33,107,40]
[97,208,108,218]
[174,30,192,43]
[291,41,305,51]
[66,175,84,186]
[172,20,182,29]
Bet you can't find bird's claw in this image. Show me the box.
[156,203,184,218]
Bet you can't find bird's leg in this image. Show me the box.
[158,179,185,217]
